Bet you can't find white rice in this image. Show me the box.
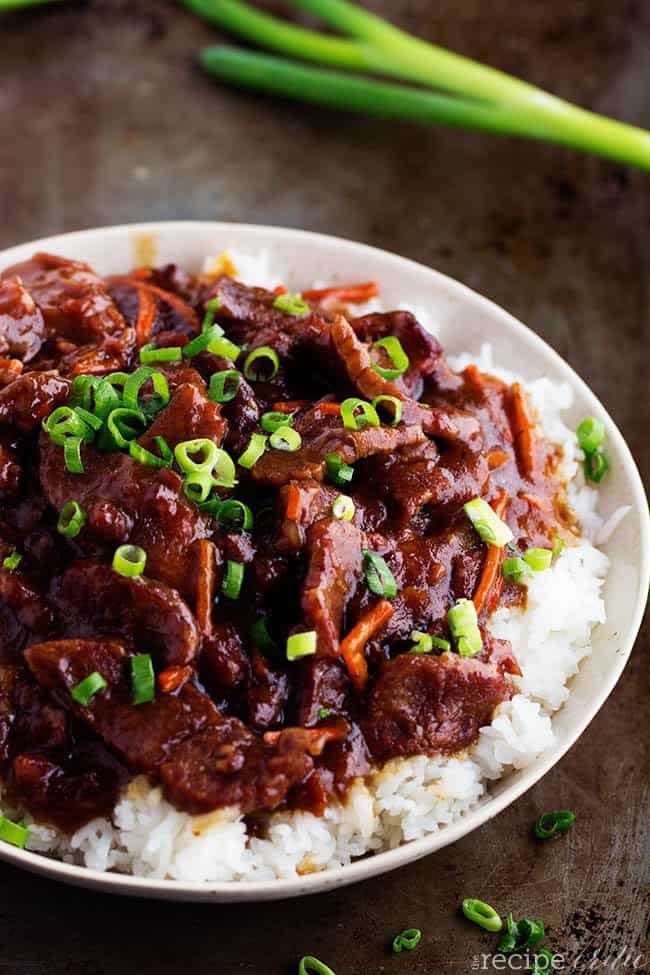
[2,250,626,882]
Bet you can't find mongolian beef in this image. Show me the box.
[0,252,572,841]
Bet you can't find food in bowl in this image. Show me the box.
[0,248,622,881]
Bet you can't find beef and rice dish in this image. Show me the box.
[0,251,576,848]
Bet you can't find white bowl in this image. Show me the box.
[0,222,647,902]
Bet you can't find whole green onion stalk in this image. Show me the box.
[0,0,63,9]
[184,0,650,170]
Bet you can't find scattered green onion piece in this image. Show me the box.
[502,557,531,584]
[2,551,21,572]
[217,499,253,532]
[532,948,556,974]
[42,406,91,446]
[0,816,29,849]
[243,345,280,381]
[269,425,302,452]
[93,376,122,420]
[211,448,238,488]
[69,374,99,411]
[577,416,605,454]
[207,335,242,361]
[410,630,433,654]
[298,957,336,975]
[183,470,215,504]
[533,809,576,840]
[273,292,310,316]
[250,617,277,653]
[392,929,421,953]
[131,654,155,705]
[584,449,609,483]
[461,898,503,933]
[57,501,85,538]
[340,397,380,431]
[201,296,221,331]
[464,497,513,547]
[106,408,147,449]
[198,497,222,518]
[182,324,225,358]
[517,919,545,949]
[497,914,521,954]
[448,598,482,656]
[363,550,398,599]
[129,436,173,468]
[209,369,241,403]
[112,544,147,578]
[370,335,410,380]
[71,671,108,707]
[552,535,565,559]
[317,708,332,720]
[238,433,268,469]
[63,436,84,474]
[222,560,244,599]
[372,394,402,426]
[73,406,103,435]
[332,494,355,521]
[261,411,294,434]
[175,438,219,474]
[140,343,182,364]
[523,548,552,572]
[325,452,353,486]
[122,366,170,416]
[287,631,318,661]
[431,636,452,651]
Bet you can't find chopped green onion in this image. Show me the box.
[122,366,170,416]
[198,497,222,518]
[0,816,29,849]
[63,436,84,474]
[523,548,552,572]
[287,630,318,661]
[139,343,182,364]
[363,550,398,599]
[497,914,521,954]
[517,919,545,949]
[273,292,310,316]
[250,617,277,653]
[243,346,280,381]
[222,560,244,599]
[261,411,294,434]
[182,324,225,358]
[175,438,219,474]
[94,375,123,420]
[584,449,609,483]
[298,958,336,975]
[183,470,215,503]
[372,394,402,426]
[73,406,103,434]
[57,501,86,538]
[461,898,503,933]
[201,296,221,331]
[532,949,556,974]
[112,544,147,578]
[577,416,605,454]
[392,929,421,953]
[325,452,353,486]
[129,436,173,468]
[502,557,531,584]
[464,497,513,547]
[217,499,253,532]
[448,598,482,656]
[341,397,379,431]
[42,406,92,446]
[431,635,451,651]
[2,551,22,572]
[211,447,237,488]
[71,671,108,707]
[209,369,241,403]
[131,654,155,705]
[69,374,99,411]
[269,425,302,452]
[317,707,332,720]
[410,630,433,653]
[207,335,242,361]
[238,432,268,469]
[106,408,147,449]
[552,535,565,559]
[332,494,355,521]
[370,335,409,380]
[533,809,576,840]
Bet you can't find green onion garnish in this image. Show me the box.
[552,535,565,559]
[461,898,503,933]
[448,598,482,656]
[502,557,531,584]
[341,397,379,431]
[112,544,147,578]
[272,292,310,316]
[182,323,225,358]
[2,551,22,572]
[57,501,86,539]
[0,816,29,849]
[464,497,513,547]
[129,436,174,468]
[122,366,170,416]
[269,425,302,452]
[73,406,103,435]
[139,343,182,364]
[317,707,332,720]
[183,470,215,504]
[325,452,353,486]
[69,374,99,411]
[71,671,108,707]
[409,630,451,653]
[42,406,93,446]
[517,919,545,949]
[287,630,318,661]
[209,369,241,403]
[533,809,576,840]
[298,958,336,975]
[372,394,402,426]
[222,560,244,599]
[577,416,605,454]
[497,914,521,954]
[105,408,147,450]
[217,499,253,532]
[523,548,552,572]
[250,617,277,653]
[261,410,294,433]
[243,346,280,381]
[175,438,219,473]
[584,449,609,483]
[211,447,238,488]
[207,335,242,361]
[238,432,268,469]
[94,375,123,420]
[63,436,85,474]
[332,494,355,521]
[532,948,556,974]
[392,929,421,953]
[131,654,155,705]
[370,335,409,380]
[363,550,398,599]
[201,296,221,331]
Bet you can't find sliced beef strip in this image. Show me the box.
[363,652,509,760]
[0,568,56,661]
[245,652,291,731]
[295,657,353,727]
[0,277,45,362]
[276,480,340,553]
[192,353,260,455]
[138,381,226,453]
[0,371,70,432]
[201,621,251,692]
[301,518,364,656]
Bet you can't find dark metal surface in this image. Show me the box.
[0,1,648,972]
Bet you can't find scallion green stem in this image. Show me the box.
[0,0,62,8]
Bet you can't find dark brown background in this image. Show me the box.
[1,1,648,972]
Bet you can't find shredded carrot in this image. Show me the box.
[486,448,509,470]
[135,284,157,345]
[339,599,394,692]
[273,285,287,295]
[158,666,193,694]
[509,382,536,479]
[272,400,309,413]
[301,282,380,304]
[109,275,200,333]
[316,402,340,416]
[195,539,216,635]
[285,483,302,522]
[472,492,509,616]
